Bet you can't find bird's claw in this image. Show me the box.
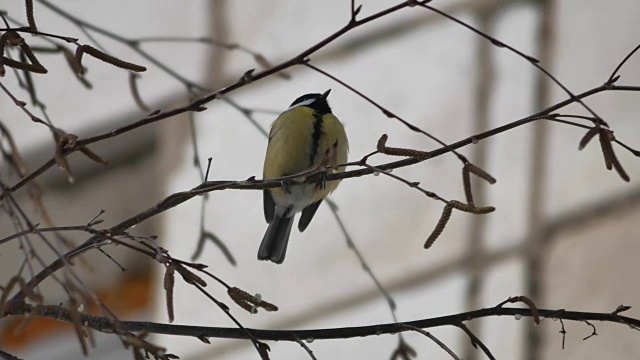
[316,171,328,190]
[281,181,291,194]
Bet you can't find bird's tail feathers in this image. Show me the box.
[258,214,294,264]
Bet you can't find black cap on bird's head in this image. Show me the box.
[289,89,332,115]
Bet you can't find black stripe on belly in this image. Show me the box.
[309,112,324,167]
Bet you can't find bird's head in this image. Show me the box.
[288,89,332,115]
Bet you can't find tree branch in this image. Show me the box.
[5,304,640,342]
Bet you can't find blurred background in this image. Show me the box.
[1,0,640,359]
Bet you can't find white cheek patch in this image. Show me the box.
[285,98,315,112]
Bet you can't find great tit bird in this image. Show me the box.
[258,89,348,264]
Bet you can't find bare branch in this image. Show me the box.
[583,320,598,341]
[403,325,461,360]
[9,305,637,344]
[294,337,318,360]
[456,322,495,360]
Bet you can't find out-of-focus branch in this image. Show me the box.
[0,348,22,360]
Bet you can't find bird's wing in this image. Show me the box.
[298,199,323,232]
[263,189,276,223]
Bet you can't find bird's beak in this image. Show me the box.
[321,89,331,100]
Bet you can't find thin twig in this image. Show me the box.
[327,201,398,317]
[608,43,640,83]
[403,324,461,360]
[294,336,318,360]
[456,322,496,360]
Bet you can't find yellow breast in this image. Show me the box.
[263,106,348,205]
